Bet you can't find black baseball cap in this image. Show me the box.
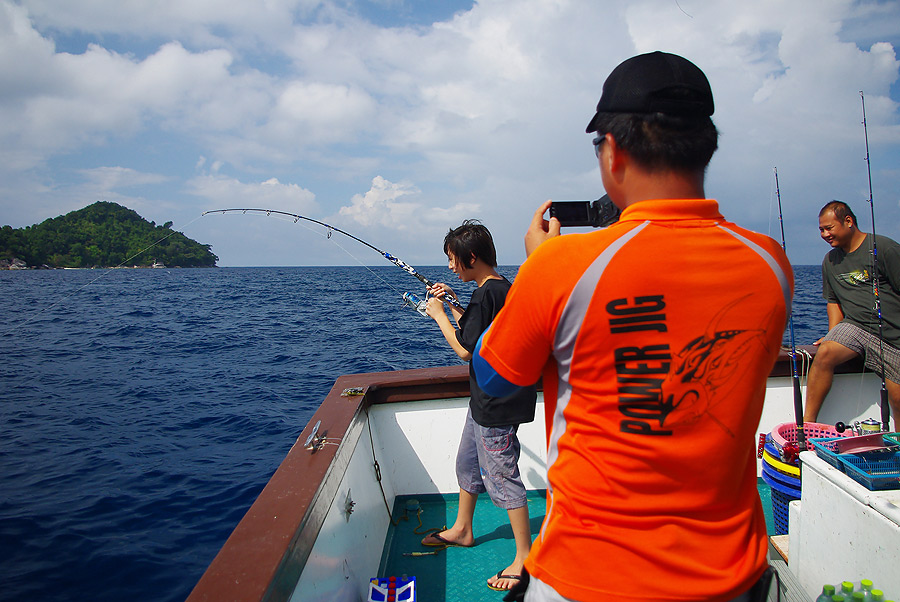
[586,51,714,133]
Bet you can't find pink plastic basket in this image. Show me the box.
[771,422,848,450]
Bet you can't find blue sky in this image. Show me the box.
[2,0,899,267]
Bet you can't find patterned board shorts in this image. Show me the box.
[824,321,900,383]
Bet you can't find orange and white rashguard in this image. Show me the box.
[476,199,792,602]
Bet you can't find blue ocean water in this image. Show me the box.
[0,265,825,602]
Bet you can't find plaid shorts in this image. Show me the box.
[824,321,900,383]
[455,409,527,510]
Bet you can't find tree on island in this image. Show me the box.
[0,201,217,268]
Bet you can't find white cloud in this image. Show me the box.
[265,81,377,144]
[79,166,170,189]
[19,0,315,51]
[0,21,268,167]
[339,175,420,227]
[186,173,317,214]
[0,1,57,100]
[1,0,898,267]
[339,175,479,232]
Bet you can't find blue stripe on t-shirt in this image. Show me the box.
[473,327,520,398]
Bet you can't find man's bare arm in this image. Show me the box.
[814,302,844,345]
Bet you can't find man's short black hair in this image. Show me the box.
[592,112,718,172]
[819,200,858,227]
[443,219,497,268]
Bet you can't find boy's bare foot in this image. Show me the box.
[420,528,474,548]
[486,560,524,591]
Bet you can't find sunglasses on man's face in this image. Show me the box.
[592,135,605,157]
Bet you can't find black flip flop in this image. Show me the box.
[487,570,522,591]
[420,529,472,548]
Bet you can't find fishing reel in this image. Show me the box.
[403,289,465,316]
[835,418,885,435]
[402,292,429,316]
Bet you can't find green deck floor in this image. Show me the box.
[377,481,777,602]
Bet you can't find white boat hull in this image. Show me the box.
[187,354,890,602]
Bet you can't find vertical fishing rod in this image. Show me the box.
[860,91,891,430]
[774,168,807,450]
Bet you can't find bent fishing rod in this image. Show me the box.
[202,208,464,311]
[774,168,807,451]
[860,91,891,430]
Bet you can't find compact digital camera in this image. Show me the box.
[549,194,620,228]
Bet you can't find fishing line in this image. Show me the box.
[201,209,458,365]
[674,0,694,18]
[859,90,891,429]
[301,231,444,322]
[235,209,406,298]
[203,208,464,312]
[1,214,206,337]
[225,211,455,361]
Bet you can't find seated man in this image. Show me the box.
[804,200,900,428]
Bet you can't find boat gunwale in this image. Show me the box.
[186,346,858,602]
[185,365,477,602]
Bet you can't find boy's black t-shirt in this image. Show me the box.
[456,277,537,427]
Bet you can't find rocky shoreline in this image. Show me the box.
[1,258,31,270]
[0,258,203,270]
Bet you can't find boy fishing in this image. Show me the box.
[420,219,537,592]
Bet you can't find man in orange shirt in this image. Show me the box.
[473,52,791,602]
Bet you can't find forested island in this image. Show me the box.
[0,201,217,269]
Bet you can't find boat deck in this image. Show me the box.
[379,490,547,601]
[378,482,804,602]
[186,360,880,602]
